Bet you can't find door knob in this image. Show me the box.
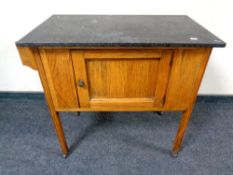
[78,80,85,87]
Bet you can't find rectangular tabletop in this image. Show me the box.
[16,15,226,48]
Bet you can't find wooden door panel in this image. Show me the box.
[72,49,172,108]
[86,58,160,98]
[39,49,79,109]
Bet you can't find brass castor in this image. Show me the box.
[63,154,68,159]
[171,151,178,158]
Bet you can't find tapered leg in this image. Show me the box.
[49,110,69,156]
[34,49,69,156]
[172,107,193,156]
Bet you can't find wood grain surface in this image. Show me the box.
[16,46,212,156]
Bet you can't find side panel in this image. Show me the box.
[39,49,79,109]
[164,48,212,109]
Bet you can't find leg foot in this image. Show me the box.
[172,108,193,155]
[76,112,80,116]
[63,153,69,159]
[171,151,178,158]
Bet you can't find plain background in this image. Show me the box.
[0,0,232,94]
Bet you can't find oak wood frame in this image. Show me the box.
[17,46,212,157]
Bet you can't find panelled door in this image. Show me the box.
[71,49,172,108]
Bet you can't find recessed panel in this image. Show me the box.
[86,58,160,99]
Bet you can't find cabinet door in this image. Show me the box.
[71,49,172,108]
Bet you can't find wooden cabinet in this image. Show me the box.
[17,47,212,158]
[16,15,225,157]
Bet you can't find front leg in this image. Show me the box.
[49,110,69,157]
[172,107,193,156]
[34,49,69,157]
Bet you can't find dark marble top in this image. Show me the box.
[16,15,226,48]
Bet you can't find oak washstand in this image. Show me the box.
[16,15,226,157]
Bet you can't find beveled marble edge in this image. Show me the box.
[15,42,226,48]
